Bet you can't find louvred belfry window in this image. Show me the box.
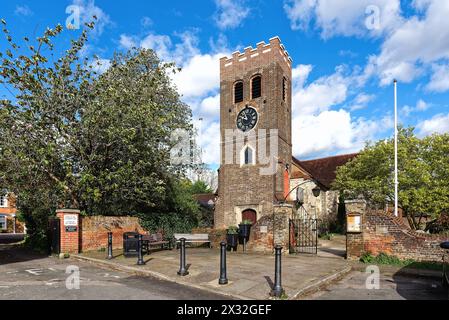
[251,76,261,99]
[234,81,243,103]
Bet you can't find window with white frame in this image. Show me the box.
[0,195,7,208]
[0,215,6,230]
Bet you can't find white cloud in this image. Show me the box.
[194,120,221,165]
[350,93,375,111]
[417,113,449,136]
[140,16,153,28]
[283,0,401,39]
[292,65,352,116]
[366,1,449,87]
[90,58,111,74]
[292,64,313,88]
[401,99,429,117]
[15,5,33,16]
[214,0,250,30]
[426,63,449,92]
[172,53,224,98]
[292,110,385,158]
[72,0,112,36]
[119,34,137,50]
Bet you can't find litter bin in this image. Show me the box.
[123,232,140,257]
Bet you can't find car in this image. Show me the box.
[441,241,449,292]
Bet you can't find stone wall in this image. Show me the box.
[246,203,291,255]
[80,216,145,252]
[346,200,449,262]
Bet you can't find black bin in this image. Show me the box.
[123,232,140,257]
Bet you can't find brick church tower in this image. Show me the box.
[214,37,293,229]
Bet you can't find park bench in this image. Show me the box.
[142,232,172,253]
[173,233,211,248]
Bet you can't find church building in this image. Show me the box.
[214,37,356,234]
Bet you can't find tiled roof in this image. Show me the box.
[292,153,358,189]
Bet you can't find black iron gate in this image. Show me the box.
[289,218,318,254]
[48,218,60,254]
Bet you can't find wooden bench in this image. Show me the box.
[142,233,171,253]
[173,233,211,248]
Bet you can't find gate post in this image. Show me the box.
[107,232,113,260]
[55,209,80,254]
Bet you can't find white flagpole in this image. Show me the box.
[394,79,398,217]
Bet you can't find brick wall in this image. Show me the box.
[80,216,145,252]
[346,200,449,262]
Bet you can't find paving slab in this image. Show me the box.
[75,248,351,300]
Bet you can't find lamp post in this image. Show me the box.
[281,180,321,204]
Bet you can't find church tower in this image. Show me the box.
[215,37,293,229]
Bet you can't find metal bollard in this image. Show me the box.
[219,242,228,285]
[137,234,145,265]
[270,245,284,297]
[107,232,113,260]
[177,238,189,276]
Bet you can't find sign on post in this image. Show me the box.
[347,213,362,233]
[64,214,78,226]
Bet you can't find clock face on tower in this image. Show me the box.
[236,107,258,132]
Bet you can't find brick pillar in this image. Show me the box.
[345,200,366,260]
[56,209,80,254]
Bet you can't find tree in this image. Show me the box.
[0,20,197,247]
[333,127,449,230]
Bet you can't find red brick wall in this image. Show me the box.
[56,210,80,254]
[347,209,449,262]
[80,216,145,252]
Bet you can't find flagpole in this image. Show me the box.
[394,79,398,217]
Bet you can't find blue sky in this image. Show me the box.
[2,0,449,166]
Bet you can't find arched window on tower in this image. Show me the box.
[251,75,261,99]
[234,81,243,103]
[241,145,255,165]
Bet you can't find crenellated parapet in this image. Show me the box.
[220,36,292,76]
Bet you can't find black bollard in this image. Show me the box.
[137,234,145,265]
[177,238,189,276]
[270,245,284,297]
[219,242,228,285]
[107,232,113,260]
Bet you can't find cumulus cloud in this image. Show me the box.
[426,63,449,92]
[401,99,430,117]
[417,113,449,136]
[366,1,449,87]
[71,0,112,36]
[214,0,250,30]
[283,0,401,39]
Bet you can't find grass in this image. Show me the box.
[360,252,444,271]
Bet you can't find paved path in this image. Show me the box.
[0,245,229,300]
[80,248,351,300]
[305,265,448,300]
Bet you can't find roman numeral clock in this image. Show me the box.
[236,106,258,132]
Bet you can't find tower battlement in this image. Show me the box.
[219,36,292,75]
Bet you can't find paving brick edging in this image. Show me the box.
[290,265,352,300]
[71,254,250,300]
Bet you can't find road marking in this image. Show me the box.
[25,269,44,275]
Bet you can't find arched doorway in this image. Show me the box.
[241,209,257,225]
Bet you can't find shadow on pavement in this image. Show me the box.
[392,263,448,300]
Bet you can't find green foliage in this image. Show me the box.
[333,127,449,230]
[360,252,443,271]
[0,20,198,248]
[319,232,334,240]
[227,226,239,234]
[189,180,212,194]
[240,219,253,225]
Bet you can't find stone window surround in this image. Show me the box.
[240,144,256,166]
[0,195,7,208]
